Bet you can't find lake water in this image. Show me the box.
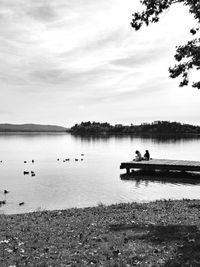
[0,133,200,214]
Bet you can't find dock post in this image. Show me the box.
[126,168,130,174]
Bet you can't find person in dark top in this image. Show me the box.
[143,150,150,160]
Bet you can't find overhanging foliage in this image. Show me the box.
[131,0,200,89]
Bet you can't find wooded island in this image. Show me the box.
[69,121,200,135]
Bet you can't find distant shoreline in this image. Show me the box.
[69,131,200,137]
[1,121,200,136]
[0,131,68,134]
[0,131,200,139]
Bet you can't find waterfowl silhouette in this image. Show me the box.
[24,161,27,163]
[4,190,9,194]
[0,200,6,205]
[31,171,35,177]
[19,202,25,206]
[81,154,84,156]
[23,171,29,175]
[32,160,34,163]
[75,159,78,161]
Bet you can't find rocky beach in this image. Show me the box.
[1,199,200,266]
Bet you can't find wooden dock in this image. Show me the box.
[120,159,200,174]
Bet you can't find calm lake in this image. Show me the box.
[0,133,200,214]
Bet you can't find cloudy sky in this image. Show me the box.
[0,0,200,127]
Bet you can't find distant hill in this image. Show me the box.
[0,124,68,132]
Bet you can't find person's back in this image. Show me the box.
[144,150,150,160]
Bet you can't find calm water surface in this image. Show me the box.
[0,133,200,214]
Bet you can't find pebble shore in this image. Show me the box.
[1,199,200,266]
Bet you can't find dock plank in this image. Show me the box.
[120,159,200,173]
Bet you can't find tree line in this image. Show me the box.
[69,121,200,135]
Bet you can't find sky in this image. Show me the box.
[0,0,200,127]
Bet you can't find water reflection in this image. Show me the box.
[0,133,200,214]
[71,133,114,143]
[139,135,200,144]
[71,133,200,144]
[120,171,200,185]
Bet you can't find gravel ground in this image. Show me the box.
[1,199,200,266]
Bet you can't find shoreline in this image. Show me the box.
[69,131,200,137]
[1,199,200,266]
[0,131,200,137]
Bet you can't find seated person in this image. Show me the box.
[134,150,142,161]
[143,150,150,160]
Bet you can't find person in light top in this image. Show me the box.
[134,150,142,161]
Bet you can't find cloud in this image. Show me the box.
[111,46,170,68]
[91,76,170,104]
[0,0,199,125]
[29,65,125,90]
[27,4,58,22]
[59,28,129,61]
[0,0,132,87]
